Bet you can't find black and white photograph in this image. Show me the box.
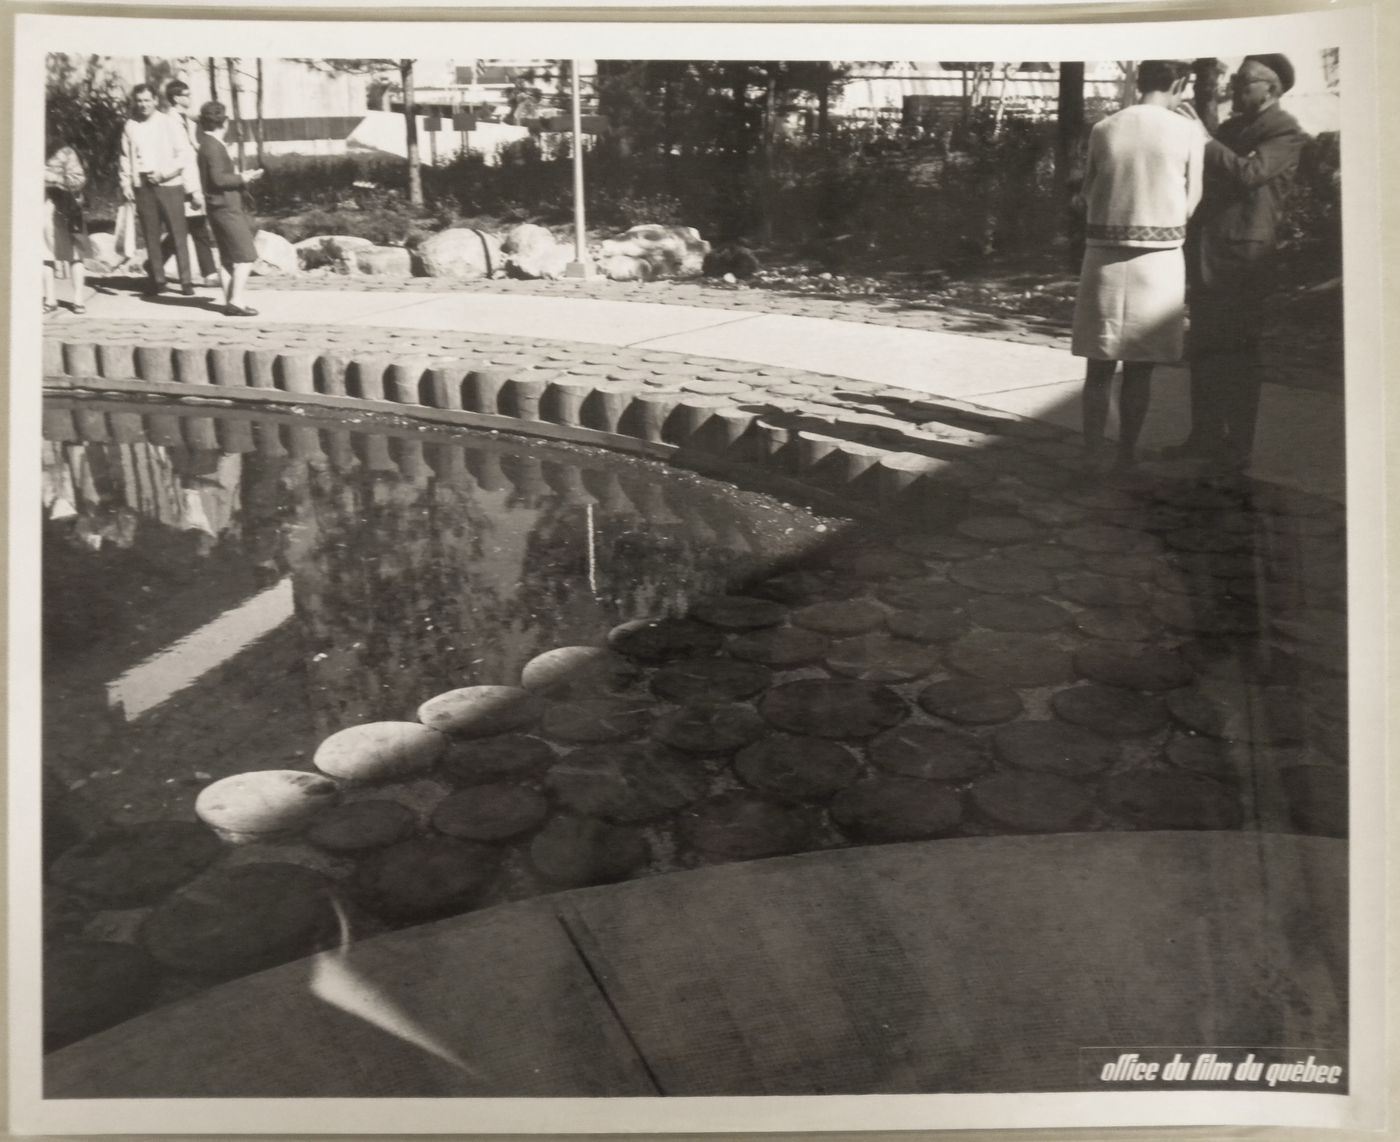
[7,6,1388,1135]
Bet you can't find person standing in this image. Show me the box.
[1167,53,1308,471]
[196,101,264,316]
[44,127,89,314]
[119,83,201,296]
[1071,59,1205,471]
[164,80,221,286]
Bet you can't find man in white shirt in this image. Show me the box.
[164,80,220,286]
[119,83,201,295]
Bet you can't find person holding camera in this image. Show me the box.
[195,101,264,317]
[119,83,202,296]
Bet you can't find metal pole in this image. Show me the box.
[565,59,593,277]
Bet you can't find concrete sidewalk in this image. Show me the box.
[49,287,1346,499]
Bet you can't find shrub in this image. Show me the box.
[45,54,130,221]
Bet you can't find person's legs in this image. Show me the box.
[43,262,57,310]
[133,184,166,290]
[154,186,193,289]
[1217,347,1263,468]
[1081,358,1117,464]
[68,259,86,311]
[1116,361,1154,468]
[226,261,254,312]
[189,215,219,280]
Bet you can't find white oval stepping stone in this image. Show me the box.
[195,770,341,840]
[417,685,542,738]
[314,721,448,782]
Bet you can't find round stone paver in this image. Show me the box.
[968,771,1094,832]
[650,657,773,703]
[655,703,768,755]
[828,546,926,580]
[1004,543,1080,570]
[877,578,972,611]
[949,558,1055,596]
[726,625,830,667]
[529,816,649,887]
[751,569,860,605]
[1167,684,1305,745]
[195,770,341,841]
[1051,684,1168,738]
[1151,596,1259,636]
[885,608,971,644]
[759,679,908,739]
[547,742,707,822]
[1056,574,1148,609]
[946,632,1073,688]
[917,677,1024,725]
[688,595,789,630]
[1073,644,1195,692]
[967,595,1071,633]
[894,533,987,561]
[142,863,338,978]
[540,697,654,743]
[442,733,555,785]
[1099,770,1244,830]
[1073,608,1160,642]
[733,734,861,801]
[314,721,448,782]
[830,777,964,841]
[607,617,723,662]
[352,837,502,924]
[1094,553,1161,580]
[417,686,543,739]
[1165,735,1245,781]
[824,633,942,683]
[791,598,889,636]
[993,720,1120,778]
[1162,526,1248,554]
[49,821,224,909]
[44,941,163,1052]
[956,515,1043,544]
[678,793,817,860]
[519,646,639,696]
[1279,765,1347,837]
[431,785,550,842]
[869,724,987,782]
[305,800,418,854]
[1061,524,1155,555]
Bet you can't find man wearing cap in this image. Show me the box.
[1168,53,1308,470]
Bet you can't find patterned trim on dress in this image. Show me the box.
[1086,223,1187,242]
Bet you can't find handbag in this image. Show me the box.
[113,202,138,260]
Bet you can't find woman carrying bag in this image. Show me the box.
[43,127,89,315]
[195,101,263,317]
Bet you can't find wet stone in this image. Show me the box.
[431,785,549,842]
[607,617,723,662]
[993,720,1119,778]
[49,821,224,909]
[44,941,163,1052]
[824,633,942,682]
[917,677,1023,724]
[1099,770,1244,831]
[142,863,338,978]
[733,734,861,801]
[540,697,654,743]
[1094,553,1161,580]
[1165,736,1245,781]
[760,679,908,739]
[651,657,773,703]
[688,595,789,630]
[727,626,830,667]
[828,547,926,580]
[1064,486,1142,511]
[830,777,964,842]
[1167,684,1305,745]
[529,816,648,887]
[1152,597,1260,638]
[314,721,448,782]
[750,570,860,605]
[1279,765,1347,837]
[547,742,707,822]
[894,533,987,561]
[678,793,817,860]
[1073,644,1194,692]
[878,578,972,611]
[519,646,639,696]
[442,733,555,785]
[949,558,1055,596]
[869,724,987,782]
[1073,608,1160,642]
[353,837,502,924]
[305,800,417,853]
[1163,527,1248,554]
[1004,544,1080,570]
[791,598,888,636]
[195,770,341,841]
[1051,683,1169,738]
[969,771,1093,832]
[967,595,1071,633]
[885,608,971,644]
[1061,524,1155,555]
[956,515,1043,544]
[655,703,768,755]
[417,686,543,739]
[947,632,1073,688]
[1056,573,1148,609]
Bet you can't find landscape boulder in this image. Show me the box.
[502,223,572,280]
[703,243,762,279]
[598,224,710,281]
[354,245,413,275]
[81,231,123,273]
[415,227,503,279]
[251,229,300,276]
[294,234,373,272]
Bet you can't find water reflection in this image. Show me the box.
[42,398,836,823]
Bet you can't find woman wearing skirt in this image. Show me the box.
[195,101,264,317]
[44,130,88,315]
[1072,59,1206,471]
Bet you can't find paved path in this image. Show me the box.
[45,285,1345,499]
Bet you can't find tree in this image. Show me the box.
[1056,61,1086,193]
[44,54,130,210]
[226,58,246,167]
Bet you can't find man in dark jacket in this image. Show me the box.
[1168,53,1308,470]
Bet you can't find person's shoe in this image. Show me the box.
[203,273,221,287]
[180,283,196,297]
[142,283,165,297]
[224,304,259,317]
